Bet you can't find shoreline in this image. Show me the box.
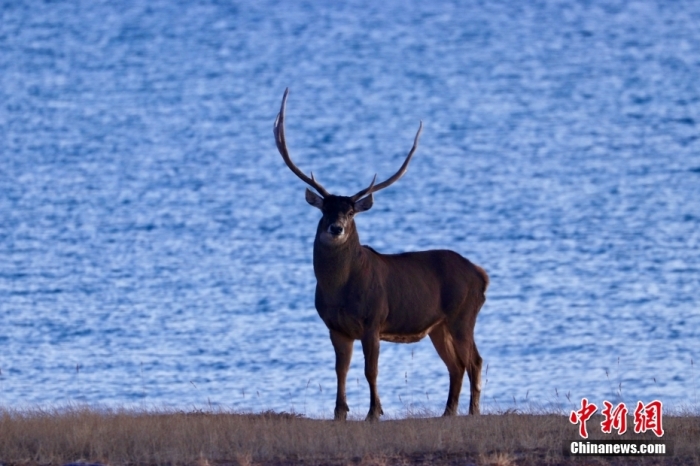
[1,407,698,465]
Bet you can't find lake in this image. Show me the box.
[0,0,698,417]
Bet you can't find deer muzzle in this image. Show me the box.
[328,224,344,236]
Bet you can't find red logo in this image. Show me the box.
[570,399,664,438]
[569,398,598,438]
[601,401,628,435]
[633,400,664,437]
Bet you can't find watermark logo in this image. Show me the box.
[569,399,664,438]
[601,401,628,435]
[567,399,669,456]
[633,400,664,437]
[569,397,598,438]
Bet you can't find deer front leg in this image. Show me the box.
[361,330,383,421]
[330,329,353,421]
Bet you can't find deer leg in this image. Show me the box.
[465,339,483,415]
[452,335,482,415]
[429,323,465,416]
[361,331,383,421]
[330,329,353,421]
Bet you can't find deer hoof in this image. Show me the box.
[334,406,349,421]
[365,407,383,422]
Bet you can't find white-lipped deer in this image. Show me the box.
[274,89,488,421]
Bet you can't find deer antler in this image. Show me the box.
[274,88,331,198]
[351,121,423,201]
[350,174,377,202]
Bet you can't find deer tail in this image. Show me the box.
[474,264,489,294]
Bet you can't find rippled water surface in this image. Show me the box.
[1,0,699,416]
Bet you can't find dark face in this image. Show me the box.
[305,189,373,246]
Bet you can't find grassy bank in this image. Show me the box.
[0,407,698,465]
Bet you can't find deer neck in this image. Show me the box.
[313,228,364,292]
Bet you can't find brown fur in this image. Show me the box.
[309,195,487,421]
[273,88,487,421]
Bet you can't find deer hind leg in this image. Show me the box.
[453,334,482,415]
[330,330,353,421]
[361,331,383,421]
[429,322,465,416]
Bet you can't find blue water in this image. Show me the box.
[1,0,699,417]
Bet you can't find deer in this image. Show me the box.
[273,88,488,421]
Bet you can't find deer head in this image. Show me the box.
[273,88,423,246]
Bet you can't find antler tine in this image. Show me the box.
[350,174,377,202]
[274,88,331,198]
[353,121,423,199]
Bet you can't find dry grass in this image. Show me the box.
[0,407,698,465]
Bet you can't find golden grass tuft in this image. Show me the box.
[479,451,516,466]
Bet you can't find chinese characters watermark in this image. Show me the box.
[569,399,664,438]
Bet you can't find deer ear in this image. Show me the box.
[354,194,373,213]
[305,188,324,210]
